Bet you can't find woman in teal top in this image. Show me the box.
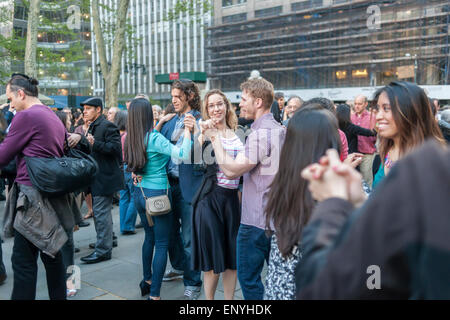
[372,163,385,190]
[371,81,444,190]
[125,98,193,300]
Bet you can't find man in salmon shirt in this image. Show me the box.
[351,95,377,187]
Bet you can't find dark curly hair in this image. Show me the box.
[171,79,201,112]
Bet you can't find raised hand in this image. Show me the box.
[67,133,82,148]
[160,113,176,124]
[86,133,95,145]
[344,152,364,168]
[199,119,215,134]
[301,149,366,206]
[184,114,197,132]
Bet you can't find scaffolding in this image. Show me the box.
[207,0,450,92]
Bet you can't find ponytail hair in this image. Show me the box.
[7,73,39,97]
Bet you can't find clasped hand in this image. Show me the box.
[183,114,198,133]
[301,149,367,207]
[198,119,220,140]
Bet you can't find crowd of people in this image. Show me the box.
[0,72,449,300]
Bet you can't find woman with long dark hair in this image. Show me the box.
[55,110,72,132]
[372,81,444,189]
[125,98,193,300]
[114,110,139,235]
[263,108,341,300]
[336,104,377,154]
[191,89,243,300]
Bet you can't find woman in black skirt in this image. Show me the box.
[191,89,243,300]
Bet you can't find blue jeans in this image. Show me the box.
[237,224,271,300]
[167,181,202,290]
[133,186,174,297]
[119,169,138,233]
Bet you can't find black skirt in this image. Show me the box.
[191,184,241,274]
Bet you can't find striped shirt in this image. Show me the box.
[217,135,244,189]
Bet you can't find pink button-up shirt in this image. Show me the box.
[241,113,286,230]
[351,110,377,154]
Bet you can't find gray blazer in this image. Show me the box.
[3,183,81,258]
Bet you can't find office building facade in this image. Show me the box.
[208,0,450,102]
[7,0,92,97]
[91,0,210,105]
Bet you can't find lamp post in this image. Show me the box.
[405,53,418,83]
[96,63,105,103]
[96,62,110,103]
[125,63,147,95]
[414,54,418,84]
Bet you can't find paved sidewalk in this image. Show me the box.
[0,200,262,300]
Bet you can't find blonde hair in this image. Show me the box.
[202,89,238,130]
[240,78,274,109]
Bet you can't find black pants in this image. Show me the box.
[0,234,6,278]
[11,232,66,300]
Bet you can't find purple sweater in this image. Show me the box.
[0,104,66,186]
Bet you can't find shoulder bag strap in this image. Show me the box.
[139,182,147,200]
[138,179,169,198]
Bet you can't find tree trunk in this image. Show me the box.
[24,0,41,78]
[91,0,130,109]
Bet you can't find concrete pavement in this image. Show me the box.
[0,199,262,300]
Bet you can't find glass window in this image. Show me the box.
[14,6,25,19]
[222,0,233,7]
[291,1,310,12]
[222,13,247,24]
[254,6,282,19]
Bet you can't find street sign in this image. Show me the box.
[169,72,180,80]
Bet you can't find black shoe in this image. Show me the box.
[80,251,111,264]
[0,273,6,285]
[74,247,80,253]
[122,230,136,235]
[140,280,151,296]
[135,222,143,229]
[78,221,90,228]
[113,233,117,240]
[89,240,117,249]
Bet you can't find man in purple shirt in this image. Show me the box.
[206,78,286,299]
[0,74,68,299]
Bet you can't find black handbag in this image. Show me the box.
[25,147,99,197]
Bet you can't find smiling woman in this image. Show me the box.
[191,89,242,300]
[372,81,445,189]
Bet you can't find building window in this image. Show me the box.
[222,0,233,7]
[292,0,322,10]
[254,6,282,19]
[222,13,247,24]
[291,1,309,11]
[236,0,247,3]
[14,6,26,20]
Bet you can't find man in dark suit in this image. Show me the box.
[77,97,125,264]
[159,79,203,300]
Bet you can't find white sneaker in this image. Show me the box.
[183,288,201,300]
[163,269,184,281]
